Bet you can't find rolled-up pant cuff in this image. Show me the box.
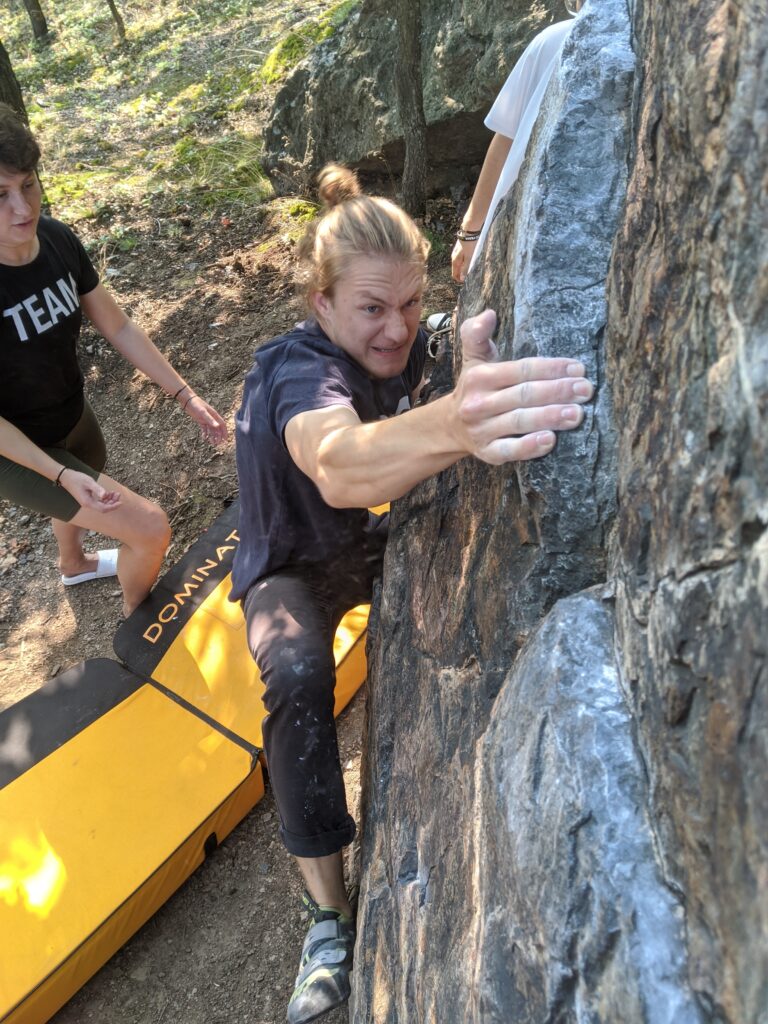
[280,815,356,858]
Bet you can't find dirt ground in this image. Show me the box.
[0,199,457,1022]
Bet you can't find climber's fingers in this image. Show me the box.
[457,369,593,421]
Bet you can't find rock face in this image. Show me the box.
[606,2,768,1019]
[262,0,564,190]
[471,591,699,1023]
[352,0,767,1021]
[360,585,703,1023]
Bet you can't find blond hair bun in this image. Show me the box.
[295,165,430,313]
[316,163,362,209]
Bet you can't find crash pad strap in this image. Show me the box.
[148,677,260,761]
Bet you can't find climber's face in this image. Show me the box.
[312,256,424,380]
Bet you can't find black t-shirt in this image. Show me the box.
[0,216,99,445]
[230,319,427,601]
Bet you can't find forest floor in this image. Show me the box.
[1,1,460,1020]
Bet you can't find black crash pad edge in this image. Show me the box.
[0,659,143,790]
[113,500,240,673]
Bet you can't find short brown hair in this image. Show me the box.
[296,164,430,312]
[0,102,41,173]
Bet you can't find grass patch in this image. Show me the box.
[42,168,123,221]
[4,0,350,222]
[165,133,273,208]
[424,227,449,264]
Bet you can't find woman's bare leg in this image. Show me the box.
[58,471,171,616]
[50,520,92,577]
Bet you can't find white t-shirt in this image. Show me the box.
[470,19,575,270]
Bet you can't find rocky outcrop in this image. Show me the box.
[353,0,767,1021]
[606,2,768,1019]
[262,0,564,191]
[359,584,702,1023]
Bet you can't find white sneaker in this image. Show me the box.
[426,312,452,333]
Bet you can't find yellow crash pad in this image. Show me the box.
[114,500,371,748]
[0,660,262,1024]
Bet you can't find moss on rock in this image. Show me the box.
[259,0,359,85]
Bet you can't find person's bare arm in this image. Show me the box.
[80,284,228,445]
[452,132,514,282]
[0,415,120,511]
[285,310,592,509]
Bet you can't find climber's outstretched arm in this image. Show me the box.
[285,309,593,509]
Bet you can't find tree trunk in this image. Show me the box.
[105,0,127,43]
[21,0,50,45]
[395,0,428,218]
[0,38,29,118]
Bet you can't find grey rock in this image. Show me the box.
[606,0,768,1018]
[351,0,767,1020]
[262,0,565,191]
[356,588,703,1022]
[472,591,700,1024]
[453,0,636,643]
[356,0,768,1015]
[354,0,674,1020]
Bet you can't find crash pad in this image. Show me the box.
[114,500,370,749]
[0,659,262,1024]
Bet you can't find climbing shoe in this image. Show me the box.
[286,892,355,1024]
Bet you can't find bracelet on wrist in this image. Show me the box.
[54,466,67,487]
[182,393,197,411]
[456,226,483,242]
[172,383,190,401]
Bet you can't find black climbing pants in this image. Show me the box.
[243,546,384,858]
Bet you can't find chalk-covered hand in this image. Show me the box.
[183,395,229,446]
[61,469,121,512]
[450,309,593,464]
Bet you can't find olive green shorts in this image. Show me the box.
[0,400,107,523]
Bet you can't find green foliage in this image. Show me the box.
[259,0,359,84]
[90,224,140,253]
[423,227,449,264]
[165,133,272,207]
[3,0,355,222]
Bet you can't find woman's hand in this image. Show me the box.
[451,237,479,283]
[182,394,229,446]
[449,309,594,464]
[80,288,229,446]
[60,469,121,512]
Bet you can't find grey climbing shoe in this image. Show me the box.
[286,892,355,1024]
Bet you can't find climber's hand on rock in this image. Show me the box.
[451,308,594,465]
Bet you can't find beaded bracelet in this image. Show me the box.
[456,226,483,242]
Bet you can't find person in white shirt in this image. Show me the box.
[428,3,583,332]
[452,5,581,281]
